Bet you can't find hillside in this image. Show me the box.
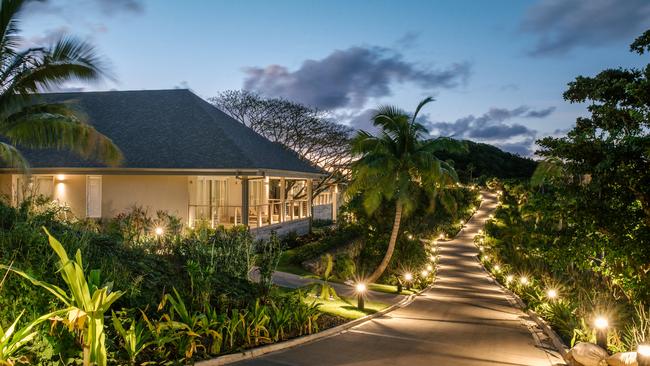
[437,140,537,182]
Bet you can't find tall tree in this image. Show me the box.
[348,97,463,283]
[0,0,122,170]
[210,90,352,198]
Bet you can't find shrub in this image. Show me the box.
[333,253,356,280]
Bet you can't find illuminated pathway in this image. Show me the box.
[236,192,565,366]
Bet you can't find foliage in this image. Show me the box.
[211,90,353,197]
[0,0,122,170]
[436,140,537,184]
[307,254,339,300]
[256,232,283,292]
[348,97,463,282]
[332,253,356,280]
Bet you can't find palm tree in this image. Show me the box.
[349,97,463,283]
[0,0,122,170]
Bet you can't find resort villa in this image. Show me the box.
[0,89,329,237]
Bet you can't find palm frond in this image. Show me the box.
[412,96,435,124]
[0,141,28,170]
[3,113,122,166]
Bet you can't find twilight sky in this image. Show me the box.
[22,0,650,156]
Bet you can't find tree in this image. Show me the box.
[535,29,650,300]
[348,97,463,283]
[210,90,352,198]
[0,0,122,170]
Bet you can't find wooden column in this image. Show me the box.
[307,179,313,219]
[241,177,249,226]
[332,184,338,222]
[280,177,286,223]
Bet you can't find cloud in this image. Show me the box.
[522,0,650,56]
[427,105,555,156]
[95,0,143,14]
[343,108,379,134]
[24,26,71,46]
[243,46,471,110]
[394,31,420,50]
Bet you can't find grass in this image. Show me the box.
[367,283,417,296]
[304,296,389,319]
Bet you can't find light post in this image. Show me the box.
[637,344,650,366]
[355,283,366,310]
[594,316,609,350]
[404,272,413,290]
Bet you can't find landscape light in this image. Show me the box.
[407,234,413,240]
[355,283,366,310]
[460,220,465,226]
[439,233,445,240]
[154,227,164,236]
[404,273,413,281]
[637,344,650,366]
[482,255,490,261]
[426,264,433,271]
[594,316,609,349]
[421,270,428,277]
[479,246,484,252]
[478,229,483,235]
[519,276,529,285]
[480,238,484,243]
[493,264,501,272]
[506,275,514,283]
[546,289,558,299]
[430,255,436,261]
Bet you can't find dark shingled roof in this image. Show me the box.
[12,89,321,174]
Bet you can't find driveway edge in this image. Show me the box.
[196,287,425,366]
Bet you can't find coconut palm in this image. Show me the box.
[0,0,122,169]
[349,97,463,283]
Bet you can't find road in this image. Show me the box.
[237,191,565,366]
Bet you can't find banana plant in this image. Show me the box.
[0,228,124,366]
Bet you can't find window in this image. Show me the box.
[86,176,102,218]
[249,180,265,207]
[14,175,54,204]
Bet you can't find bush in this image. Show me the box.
[333,253,356,280]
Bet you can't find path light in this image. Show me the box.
[637,344,650,366]
[430,255,436,261]
[493,264,501,272]
[506,275,514,284]
[421,270,428,277]
[355,283,366,310]
[404,272,413,290]
[546,289,558,300]
[482,255,490,261]
[479,246,484,252]
[460,220,465,226]
[478,229,483,235]
[519,276,529,285]
[426,264,433,271]
[154,227,165,236]
[439,233,445,240]
[407,234,414,240]
[594,316,609,349]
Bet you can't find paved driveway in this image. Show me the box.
[237,192,565,366]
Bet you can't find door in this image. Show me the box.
[86,176,102,218]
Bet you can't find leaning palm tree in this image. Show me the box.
[348,97,463,283]
[0,0,122,169]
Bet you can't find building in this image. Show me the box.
[0,89,324,237]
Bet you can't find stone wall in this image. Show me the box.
[313,203,332,220]
[250,218,310,240]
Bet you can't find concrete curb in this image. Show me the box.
[196,287,427,365]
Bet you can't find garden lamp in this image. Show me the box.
[355,283,366,310]
[546,289,558,300]
[404,272,413,290]
[154,226,164,236]
[594,316,609,350]
[637,344,650,366]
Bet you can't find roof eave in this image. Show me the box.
[0,167,326,178]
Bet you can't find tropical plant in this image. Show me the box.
[256,232,283,292]
[0,228,123,366]
[307,254,338,300]
[111,311,152,365]
[348,97,464,282]
[0,0,122,169]
[0,310,65,364]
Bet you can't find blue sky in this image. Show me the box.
[22,0,650,155]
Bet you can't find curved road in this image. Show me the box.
[237,192,565,366]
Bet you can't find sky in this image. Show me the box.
[22,0,650,156]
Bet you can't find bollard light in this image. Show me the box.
[421,270,428,277]
[154,227,164,236]
[637,344,650,366]
[519,276,529,285]
[426,264,433,271]
[546,289,558,300]
[493,264,501,272]
[594,316,609,350]
[404,272,413,290]
[506,275,514,284]
[355,283,366,310]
